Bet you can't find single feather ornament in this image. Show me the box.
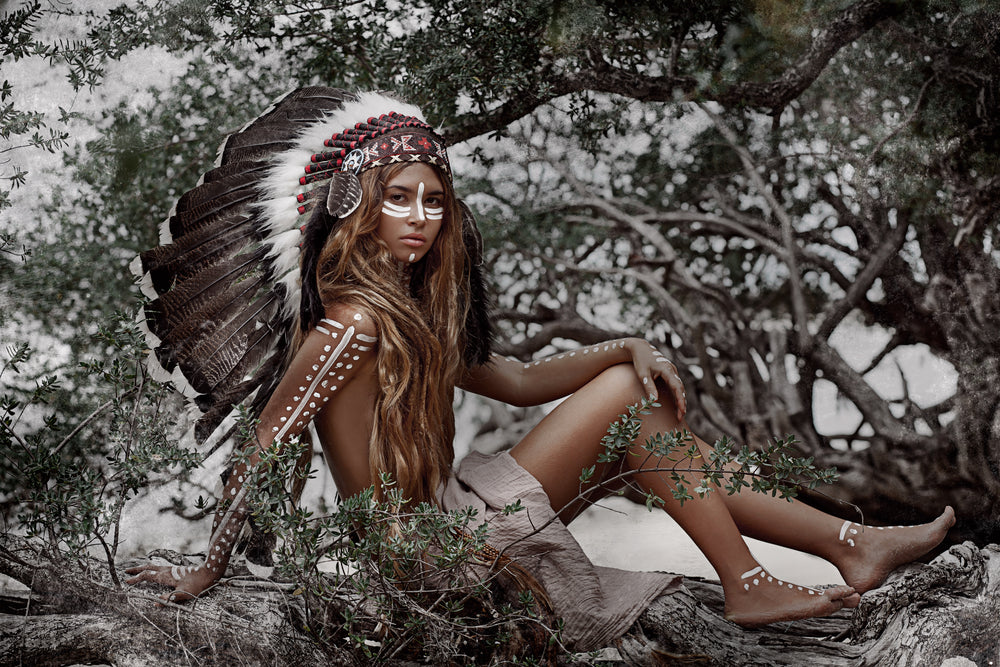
[132,85,493,475]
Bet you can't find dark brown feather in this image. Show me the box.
[137,87,366,445]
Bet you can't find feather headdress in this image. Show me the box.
[131,87,492,454]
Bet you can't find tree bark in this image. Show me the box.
[618,542,999,666]
[1,534,996,666]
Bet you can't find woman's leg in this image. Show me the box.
[510,364,856,626]
[672,431,955,593]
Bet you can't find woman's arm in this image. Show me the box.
[460,337,687,419]
[127,303,378,600]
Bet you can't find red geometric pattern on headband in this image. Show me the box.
[298,112,450,186]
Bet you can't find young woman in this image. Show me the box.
[126,88,954,650]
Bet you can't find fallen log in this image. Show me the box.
[619,542,1000,666]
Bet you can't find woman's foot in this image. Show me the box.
[723,565,857,627]
[834,506,955,594]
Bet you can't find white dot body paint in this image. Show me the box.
[408,252,416,263]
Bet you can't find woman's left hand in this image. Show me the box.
[626,338,687,421]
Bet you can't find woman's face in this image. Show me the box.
[376,163,445,264]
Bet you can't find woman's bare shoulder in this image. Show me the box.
[322,300,378,338]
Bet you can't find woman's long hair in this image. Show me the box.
[312,163,470,507]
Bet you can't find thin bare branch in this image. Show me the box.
[698,102,812,351]
[817,212,910,340]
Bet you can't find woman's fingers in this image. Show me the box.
[163,587,197,603]
[125,564,167,585]
[648,348,686,420]
[639,366,658,401]
[124,563,194,587]
[125,562,212,606]
[629,339,687,419]
[662,367,687,420]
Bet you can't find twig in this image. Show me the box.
[94,531,121,589]
[48,397,119,461]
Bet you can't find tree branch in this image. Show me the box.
[698,102,812,352]
[806,337,933,447]
[816,212,909,340]
[441,0,905,142]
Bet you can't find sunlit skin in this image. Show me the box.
[376,163,444,264]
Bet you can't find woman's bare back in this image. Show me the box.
[313,353,378,498]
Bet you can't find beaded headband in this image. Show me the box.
[302,112,451,185]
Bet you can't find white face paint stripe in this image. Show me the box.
[382,184,442,222]
[381,201,411,218]
[382,201,410,213]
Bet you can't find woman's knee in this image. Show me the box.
[592,364,679,413]
[593,363,685,435]
[592,363,647,405]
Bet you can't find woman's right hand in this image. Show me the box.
[125,561,219,602]
[625,337,687,421]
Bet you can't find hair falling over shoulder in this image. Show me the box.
[312,163,471,507]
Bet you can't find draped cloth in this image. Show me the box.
[440,451,682,651]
